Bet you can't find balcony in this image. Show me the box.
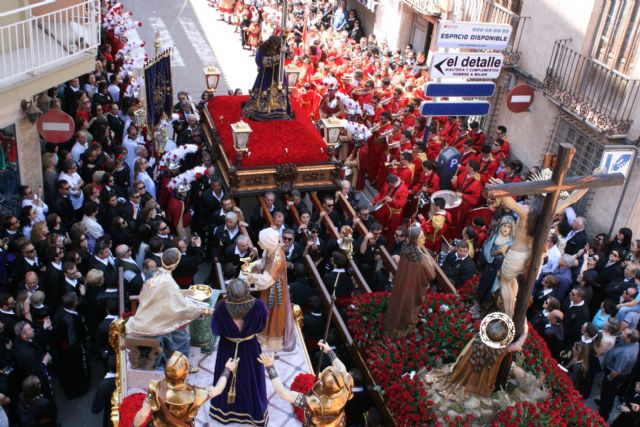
[401,0,448,17]
[457,0,524,66]
[544,40,640,137]
[0,0,100,89]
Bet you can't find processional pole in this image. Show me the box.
[278,0,288,88]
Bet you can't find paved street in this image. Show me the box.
[124,0,257,99]
[57,1,254,425]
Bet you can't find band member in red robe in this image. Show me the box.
[477,144,499,185]
[459,139,479,167]
[392,152,415,188]
[451,160,482,227]
[418,197,451,252]
[367,111,392,183]
[468,121,486,151]
[371,174,409,243]
[406,159,440,218]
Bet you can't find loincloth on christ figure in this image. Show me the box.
[499,248,531,281]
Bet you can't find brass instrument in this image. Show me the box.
[380,128,394,139]
[384,160,400,168]
[369,122,381,133]
[379,96,393,106]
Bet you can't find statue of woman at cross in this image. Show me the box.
[490,181,590,318]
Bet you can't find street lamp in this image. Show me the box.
[204,65,222,94]
[284,64,301,91]
[20,99,42,124]
[231,119,252,165]
[321,117,343,148]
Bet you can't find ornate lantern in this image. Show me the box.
[321,117,343,148]
[203,65,222,94]
[231,120,253,165]
[133,108,147,128]
[154,126,168,157]
[284,64,301,91]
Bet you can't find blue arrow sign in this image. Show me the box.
[425,82,496,98]
[420,100,491,117]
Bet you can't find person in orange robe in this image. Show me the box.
[241,228,295,352]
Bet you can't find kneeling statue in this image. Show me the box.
[258,340,353,426]
[133,351,238,427]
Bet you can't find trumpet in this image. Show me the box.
[384,160,400,168]
[369,122,381,132]
[380,128,394,138]
[379,97,392,106]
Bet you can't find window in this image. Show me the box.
[592,0,640,74]
[547,116,603,213]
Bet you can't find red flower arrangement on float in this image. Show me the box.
[207,96,328,167]
[118,392,149,427]
[347,278,607,426]
[289,372,316,422]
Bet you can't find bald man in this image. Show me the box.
[114,244,143,297]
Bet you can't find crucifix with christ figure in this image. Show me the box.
[486,142,624,337]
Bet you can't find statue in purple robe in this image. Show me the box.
[209,279,269,426]
[242,35,294,122]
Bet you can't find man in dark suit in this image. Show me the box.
[43,246,65,310]
[290,263,317,307]
[441,241,476,288]
[12,241,44,289]
[564,216,587,256]
[562,287,591,349]
[249,191,284,234]
[311,195,343,240]
[118,188,144,233]
[283,229,303,283]
[200,177,226,222]
[13,321,54,399]
[211,212,241,260]
[323,252,354,302]
[145,236,164,267]
[51,180,75,233]
[90,241,117,290]
[0,294,18,341]
[114,244,143,297]
[302,296,324,343]
[106,104,125,143]
[541,309,565,360]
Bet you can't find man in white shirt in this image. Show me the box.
[71,131,89,164]
[541,233,562,276]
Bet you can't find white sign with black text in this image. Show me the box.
[436,21,512,50]
[429,52,504,79]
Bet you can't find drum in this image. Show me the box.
[430,190,462,209]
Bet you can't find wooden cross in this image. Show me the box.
[486,142,624,336]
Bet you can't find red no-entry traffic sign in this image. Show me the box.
[37,109,75,143]
[507,84,535,113]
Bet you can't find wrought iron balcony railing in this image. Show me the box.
[544,40,640,137]
[0,0,100,86]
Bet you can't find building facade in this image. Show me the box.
[0,0,99,214]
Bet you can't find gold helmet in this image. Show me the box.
[318,366,345,395]
[164,351,189,387]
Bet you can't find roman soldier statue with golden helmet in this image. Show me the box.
[258,340,353,427]
[133,351,238,427]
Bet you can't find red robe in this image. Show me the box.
[459,150,479,167]
[478,155,499,185]
[372,182,409,243]
[167,196,192,230]
[453,173,482,226]
[468,130,486,151]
